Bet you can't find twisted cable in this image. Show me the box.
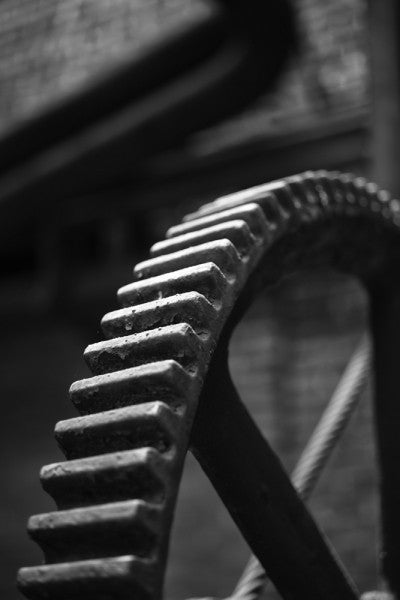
[227,334,371,600]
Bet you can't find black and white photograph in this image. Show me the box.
[0,1,398,599]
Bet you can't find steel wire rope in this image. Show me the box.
[230,334,371,600]
[188,334,371,600]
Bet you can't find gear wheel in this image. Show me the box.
[17,172,400,600]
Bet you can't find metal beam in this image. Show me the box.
[370,282,400,598]
[190,346,358,600]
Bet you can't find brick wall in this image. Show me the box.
[0,0,207,129]
[0,0,368,143]
[195,0,369,152]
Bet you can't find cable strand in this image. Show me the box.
[228,334,371,600]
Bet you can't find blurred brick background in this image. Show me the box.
[0,0,368,138]
[0,1,380,599]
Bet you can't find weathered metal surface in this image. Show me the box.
[55,402,179,459]
[28,500,161,563]
[69,360,191,415]
[101,292,218,338]
[18,171,400,599]
[84,323,205,375]
[119,262,229,305]
[151,220,255,259]
[40,448,171,510]
[133,240,240,280]
[166,203,268,240]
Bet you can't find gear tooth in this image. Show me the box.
[366,180,389,215]
[306,171,333,212]
[166,203,269,241]
[348,175,386,218]
[266,184,304,228]
[254,193,289,233]
[84,324,204,375]
[118,262,230,307]
[376,185,392,209]
[316,171,339,213]
[28,500,161,563]
[69,361,191,415]
[184,179,287,215]
[335,172,359,215]
[101,291,217,339]
[182,183,275,219]
[133,239,240,280]
[326,171,349,214]
[353,176,371,210]
[214,181,287,208]
[284,173,324,221]
[296,174,323,218]
[18,555,158,600]
[150,219,255,258]
[55,403,179,459]
[40,448,170,510]
[345,176,366,215]
[183,183,289,237]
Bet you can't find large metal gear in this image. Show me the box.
[17,171,400,600]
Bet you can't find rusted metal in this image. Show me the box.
[18,171,400,599]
